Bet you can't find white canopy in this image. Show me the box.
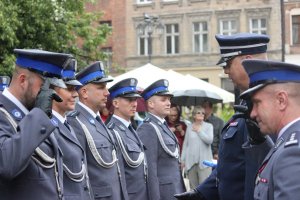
[108,63,234,103]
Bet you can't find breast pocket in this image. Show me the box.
[219,126,244,161]
[159,138,176,158]
[95,140,114,162]
[125,143,142,160]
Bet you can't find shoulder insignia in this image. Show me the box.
[11,109,22,119]
[144,117,151,123]
[67,110,79,117]
[284,132,299,147]
[229,121,238,127]
[89,118,95,125]
[107,122,115,129]
[51,118,59,127]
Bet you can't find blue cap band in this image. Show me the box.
[78,71,104,84]
[250,70,300,84]
[63,70,75,79]
[16,56,62,76]
[143,86,168,100]
[110,86,137,99]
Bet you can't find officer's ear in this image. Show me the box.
[78,85,88,99]
[276,90,288,111]
[112,98,119,108]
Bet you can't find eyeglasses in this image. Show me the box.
[195,111,205,115]
[222,56,236,69]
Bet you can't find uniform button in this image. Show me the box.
[40,127,47,134]
[84,186,88,190]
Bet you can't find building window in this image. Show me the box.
[292,15,300,45]
[101,47,112,70]
[99,20,112,27]
[166,24,179,54]
[137,0,152,4]
[138,31,149,56]
[250,18,267,34]
[219,20,237,35]
[193,22,208,53]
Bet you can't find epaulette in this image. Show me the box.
[107,122,115,129]
[284,131,300,148]
[144,117,151,123]
[67,110,79,118]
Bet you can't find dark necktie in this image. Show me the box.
[64,120,71,132]
[95,116,102,124]
[128,124,135,133]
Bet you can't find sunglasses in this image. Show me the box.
[195,111,205,115]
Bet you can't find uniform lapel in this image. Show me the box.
[76,103,113,143]
[112,117,138,144]
[149,114,177,142]
[54,115,83,150]
[0,93,25,123]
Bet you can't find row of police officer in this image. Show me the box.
[0,48,186,200]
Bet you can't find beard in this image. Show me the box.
[23,80,38,111]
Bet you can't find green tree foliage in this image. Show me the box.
[0,0,111,76]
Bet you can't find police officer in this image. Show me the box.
[106,78,150,200]
[240,60,300,200]
[174,33,274,200]
[50,59,93,200]
[137,79,186,200]
[0,49,73,200]
[0,76,10,92]
[67,61,129,200]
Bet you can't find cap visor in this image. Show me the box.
[65,79,82,86]
[216,57,225,65]
[156,91,174,97]
[49,78,67,89]
[92,77,114,83]
[240,83,266,99]
[122,93,142,98]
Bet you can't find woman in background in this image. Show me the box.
[166,105,187,154]
[181,106,213,189]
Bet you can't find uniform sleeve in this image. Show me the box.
[0,108,55,179]
[67,116,87,151]
[195,168,220,200]
[137,123,160,200]
[213,118,225,155]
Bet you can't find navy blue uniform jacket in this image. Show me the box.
[196,112,273,200]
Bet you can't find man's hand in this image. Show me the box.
[174,190,206,200]
[233,104,266,145]
[245,118,266,145]
[34,78,62,118]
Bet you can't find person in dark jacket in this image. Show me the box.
[174,33,274,200]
